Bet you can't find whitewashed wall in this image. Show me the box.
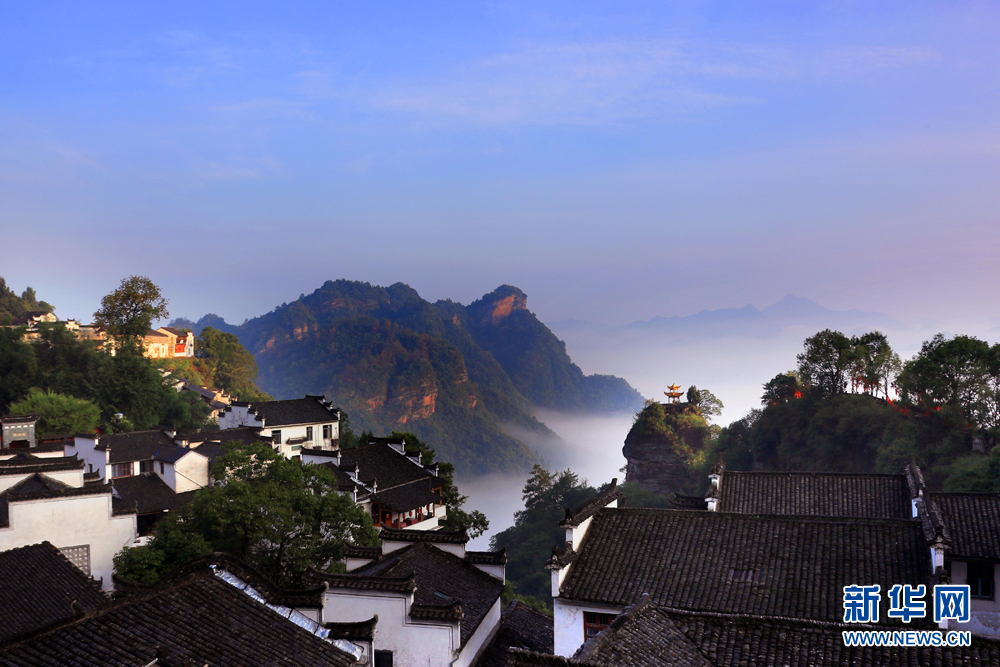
[0,468,83,493]
[324,589,459,667]
[553,599,624,657]
[0,493,135,591]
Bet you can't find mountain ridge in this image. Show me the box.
[173,280,645,475]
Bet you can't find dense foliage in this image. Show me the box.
[114,440,379,586]
[0,278,53,324]
[93,275,170,346]
[179,280,644,474]
[0,279,211,433]
[490,465,599,609]
[154,326,271,402]
[8,388,100,436]
[698,329,1000,492]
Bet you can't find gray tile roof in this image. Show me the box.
[473,600,554,667]
[716,471,912,519]
[243,396,339,427]
[533,604,1000,667]
[98,430,182,464]
[112,474,196,515]
[562,479,621,527]
[0,542,108,644]
[0,569,355,666]
[930,492,1000,560]
[0,456,83,477]
[558,508,933,624]
[344,542,504,647]
[574,596,711,667]
[339,442,434,490]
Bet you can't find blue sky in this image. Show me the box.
[2,1,999,328]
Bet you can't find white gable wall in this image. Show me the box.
[323,589,458,666]
[553,599,624,657]
[0,468,84,493]
[0,493,135,591]
[66,436,108,479]
[164,451,210,493]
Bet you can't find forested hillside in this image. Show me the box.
[699,330,1000,493]
[175,280,645,474]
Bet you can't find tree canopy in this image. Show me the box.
[490,465,599,608]
[114,440,379,586]
[8,388,99,436]
[94,275,169,344]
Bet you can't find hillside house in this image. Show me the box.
[322,437,446,530]
[155,326,195,357]
[0,455,136,590]
[141,329,171,358]
[219,395,340,457]
[308,528,507,667]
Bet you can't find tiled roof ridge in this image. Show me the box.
[157,553,328,607]
[0,570,216,652]
[723,470,907,478]
[0,458,84,476]
[410,599,463,621]
[602,506,928,528]
[380,526,468,544]
[2,475,115,504]
[506,648,598,666]
[325,615,379,641]
[466,548,507,565]
[545,543,578,570]
[410,542,506,585]
[306,568,418,593]
[343,544,381,558]
[929,491,1000,497]
[561,479,620,528]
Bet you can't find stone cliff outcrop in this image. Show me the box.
[623,401,711,497]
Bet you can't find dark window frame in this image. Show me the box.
[968,561,995,600]
[584,611,615,641]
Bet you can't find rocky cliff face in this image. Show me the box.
[623,402,711,497]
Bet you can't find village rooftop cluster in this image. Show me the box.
[0,388,998,666]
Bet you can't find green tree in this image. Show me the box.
[195,326,271,401]
[490,465,599,606]
[115,440,379,586]
[850,331,900,398]
[797,329,854,396]
[8,388,100,436]
[761,372,801,406]
[686,385,724,420]
[94,276,169,346]
[896,334,1000,435]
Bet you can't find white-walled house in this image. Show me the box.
[67,430,209,493]
[309,528,507,667]
[219,395,340,458]
[0,457,136,591]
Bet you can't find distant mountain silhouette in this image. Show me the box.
[174,280,644,475]
[550,295,897,343]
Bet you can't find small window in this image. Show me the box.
[305,426,313,441]
[159,461,165,475]
[139,460,152,474]
[323,424,332,439]
[374,651,393,667]
[729,568,760,583]
[272,430,282,444]
[60,545,91,576]
[111,462,134,479]
[584,612,614,640]
[968,561,995,599]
